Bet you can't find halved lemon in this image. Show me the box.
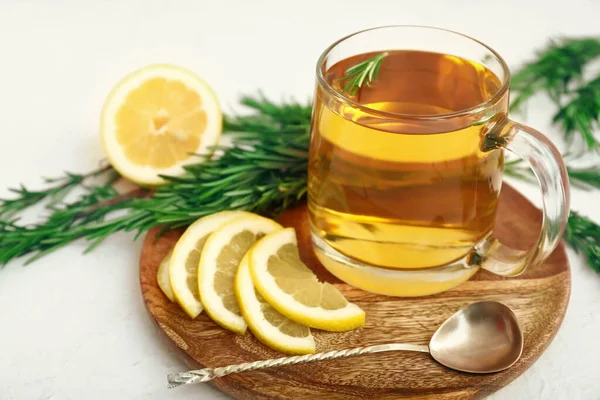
[157,250,175,302]
[249,228,365,331]
[198,214,282,334]
[235,253,315,354]
[100,64,221,186]
[169,211,248,319]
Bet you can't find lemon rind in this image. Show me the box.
[249,228,366,332]
[236,253,316,354]
[198,215,283,334]
[169,211,249,319]
[157,250,176,302]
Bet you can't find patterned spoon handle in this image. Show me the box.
[167,343,429,388]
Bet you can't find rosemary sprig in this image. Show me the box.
[0,165,113,220]
[340,52,388,96]
[566,212,600,273]
[505,160,600,190]
[0,95,311,265]
[566,165,600,190]
[508,37,600,271]
[504,160,600,272]
[503,159,536,183]
[552,75,600,150]
[0,181,146,264]
[510,37,600,151]
[510,37,600,110]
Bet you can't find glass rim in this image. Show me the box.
[315,25,511,121]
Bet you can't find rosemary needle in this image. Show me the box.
[340,52,388,96]
[566,212,600,273]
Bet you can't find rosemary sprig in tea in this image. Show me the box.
[340,52,388,96]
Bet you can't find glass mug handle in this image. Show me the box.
[473,117,571,276]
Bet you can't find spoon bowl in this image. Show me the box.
[429,301,524,373]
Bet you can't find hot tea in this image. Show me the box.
[309,50,504,270]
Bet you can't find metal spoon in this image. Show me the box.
[167,301,523,388]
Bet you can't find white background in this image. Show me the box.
[1,1,599,399]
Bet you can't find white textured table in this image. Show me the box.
[1,1,599,399]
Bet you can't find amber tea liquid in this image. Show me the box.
[308,50,504,273]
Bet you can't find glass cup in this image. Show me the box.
[307,26,570,296]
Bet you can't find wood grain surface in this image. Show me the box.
[139,185,570,399]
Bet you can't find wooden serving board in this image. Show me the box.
[139,185,570,399]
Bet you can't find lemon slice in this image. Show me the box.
[249,228,365,331]
[157,250,175,302]
[169,211,247,318]
[100,64,221,186]
[198,214,282,334]
[235,253,315,354]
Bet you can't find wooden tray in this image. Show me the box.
[139,185,570,399]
